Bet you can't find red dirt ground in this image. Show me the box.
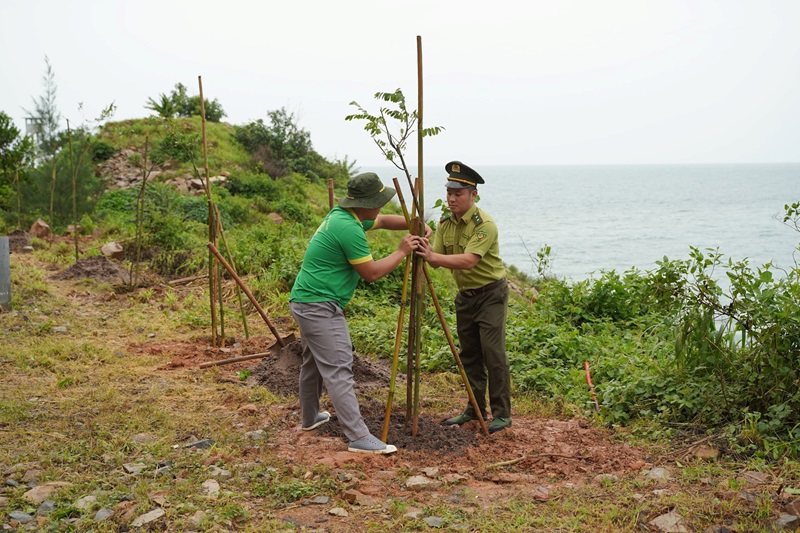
[146,335,648,501]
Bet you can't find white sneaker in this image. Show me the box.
[347,434,397,455]
[302,411,331,431]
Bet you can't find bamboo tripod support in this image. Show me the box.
[386,180,490,437]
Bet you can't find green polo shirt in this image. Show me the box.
[290,206,375,309]
[432,204,505,290]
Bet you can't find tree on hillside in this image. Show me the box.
[23,56,62,158]
[0,112,36,229]
[22,55,66,223]
[234,108,315,178]
[145,83,226,122]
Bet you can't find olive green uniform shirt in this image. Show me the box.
[432,204,505,290]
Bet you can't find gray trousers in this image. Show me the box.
[289,301,370,442]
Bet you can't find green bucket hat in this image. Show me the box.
[339,172,396,209]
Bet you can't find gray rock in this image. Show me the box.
[184,438,214,449]
[593,473,619,484]
[703,526,733,533]
[742,471,771,486]
[188,510,207,527]
[307,496,330,505]
[737,491,759,502]
[201,479,220,497]
[123,462,147,475]
[130,433,155,444]
[645,467,671,481]
[648,509,689,532]
[246,430,266,440]
[130,507,165,527]
[422,467,439,478]
[100,241,124,259]
[774,514,799,530]
[329,507,348,517]
[22,481,72,504]
[5,478,19,488]
[95,508,114,521]
[51,326,68,333]
[37,499,56,515]
[74,495,97,510]
[405,475,442,491]
[424,516,445,528]
[9,510,33,524]
[207,465,232,479]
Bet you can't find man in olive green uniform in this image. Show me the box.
[415,161,512,433]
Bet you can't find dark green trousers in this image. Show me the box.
[454,279,511,419]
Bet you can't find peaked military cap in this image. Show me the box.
[445,161,485,189]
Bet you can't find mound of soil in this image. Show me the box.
[52,256,129,284]
[7,229,29,252]
[250,340,479,454]
[250,340,401,398]
[319,399,479,455]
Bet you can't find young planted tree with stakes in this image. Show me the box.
[346,37,488,437]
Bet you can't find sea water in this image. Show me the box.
[362,163,800,281]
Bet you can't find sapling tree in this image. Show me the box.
[346,87,449,436]
[65,102,116,261]
[345,88,443,201]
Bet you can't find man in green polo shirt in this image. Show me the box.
[415,161,512,433]
[289,172,424,454]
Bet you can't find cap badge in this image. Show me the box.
[452,164,460,173]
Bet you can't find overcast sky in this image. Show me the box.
[2,1,799,167]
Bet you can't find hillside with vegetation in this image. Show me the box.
[1,78,800,531]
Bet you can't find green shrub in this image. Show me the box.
[91,139,116,162]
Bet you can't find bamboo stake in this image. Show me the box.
[382,255,412,442]
[409,35,427,436]
[214,204,250,340]
[327,178,335,210]
[14,169,21,230]
[394,180,489,436]
[66,119,79,263]
[411,216,423,437]
[405,273,418,432]
[199,351,269,369]
[216,212,225,345]
[198,76,218,347]
[207,242,286,347]
[131,133,150,288]
[48,160,56,226]
[404,180,421,433]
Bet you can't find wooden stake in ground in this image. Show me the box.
[198,76,219,347]
[207,242,287,349]
[406,35,427,436]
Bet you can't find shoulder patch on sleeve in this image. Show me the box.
[472,210,483,226]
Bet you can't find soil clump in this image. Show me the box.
[52,255,130,284]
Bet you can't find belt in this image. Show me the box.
[460,277,506,297]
